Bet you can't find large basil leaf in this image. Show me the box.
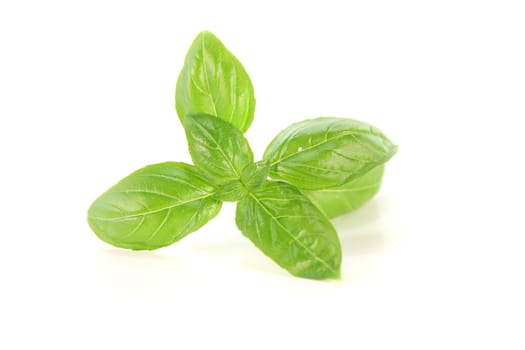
[87,162,222,250]
[176,31,256,133]
[305,165,384,219]
[235,181,342,280]
[184,113,253,186]
[263,117,397,190]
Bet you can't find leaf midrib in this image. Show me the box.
[270,130,359,167]
[90,192,215,221]
[201,37,218,117]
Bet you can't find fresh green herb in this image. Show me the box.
[87,162,222,250]
[176,31,255,133]
[236,181,342,279]
[87,31,397,280]
[263,117,396,190]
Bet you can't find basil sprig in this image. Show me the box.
[87,31,397,280]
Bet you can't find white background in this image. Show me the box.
[1,1,524,349]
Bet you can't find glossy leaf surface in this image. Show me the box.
[236,181,342,280]
[176,31,255,133]
[184,113,253,186]
[305,165,384,218]
[87,162,221,250]
[263,117,397,190]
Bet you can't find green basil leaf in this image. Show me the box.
[184,113,254,186]
[263,117,397,190]
[236,181,342,280]
[304,165,384,218]
[176,31,256,133]
[87,162,222,250]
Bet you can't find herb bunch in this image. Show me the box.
[87,31,397,280]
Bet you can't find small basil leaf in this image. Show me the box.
[304,165,385,219]
[176,31,256,133]
[263,117,397,190]
[184,113,254,186]
[240,160,270,192]
[214,180,247,202]
[235,181,342,280]
[87,162,222,250]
